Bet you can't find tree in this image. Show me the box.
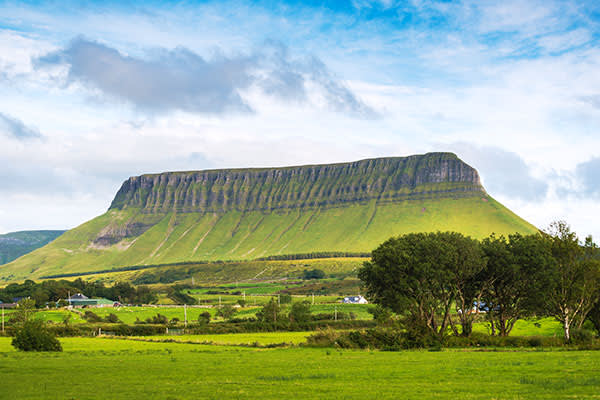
[83,311,102,323]
[289,301,311,324]
[10,298,61,352]
[104,313,121,323]
[359,232,463,339]
[134,286,158,305]
[216,304,236,320]
[10,298,37,325]
[302,269,326,280]
[146,314,168,324]
[545,222,600,341]
[588,300,600,335]
[198,311,211,325]
[442,232,486,337]
[256,298,282,323]
[480,234,554,336]
[368,305,394,326]
[12,319,62,352]
[279,294,292,304]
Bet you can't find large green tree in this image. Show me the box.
[256,297,283,323]
[545,222,600,341]
[444,232,486,337]
[359,232,484,339]
[480,233,554,336]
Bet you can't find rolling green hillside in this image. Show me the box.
[0,230,65,265]
[0,153,537,282]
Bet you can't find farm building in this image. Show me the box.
[65,293,117,307]
[342,295,368,304]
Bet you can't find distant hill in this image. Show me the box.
[0,153,537,282]
[0,230,65,265]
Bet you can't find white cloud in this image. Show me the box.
[0,0,599,242]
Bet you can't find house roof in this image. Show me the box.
[67,297,114,305]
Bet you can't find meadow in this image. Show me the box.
[1,336,599,399]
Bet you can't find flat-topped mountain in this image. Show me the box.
[110,153,482,213]
[0,153,537,282]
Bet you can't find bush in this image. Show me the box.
[83,311,102,323]
[279,294,292,304]
[12,320,62,352]
[216,304,236,320]
[256,298,282,323]
[146,314,168,324]
[104,313,121,323]
[289,301,311,324]
[571,329,594,345]
[302,269,326,280]
[198,312,211,325]
[368,305,393,326]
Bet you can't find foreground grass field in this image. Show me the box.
[1,337,599,399]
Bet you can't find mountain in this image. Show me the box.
[0,153,537,282]
[0,230,65,265]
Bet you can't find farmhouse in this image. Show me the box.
[342,295,368,304]
[65,293,117,308]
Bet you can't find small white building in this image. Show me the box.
[342,295,368,304]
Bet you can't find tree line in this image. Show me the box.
[359,221,600,342]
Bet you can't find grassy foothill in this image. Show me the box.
[1,337,599,399]
[2,195,536,282]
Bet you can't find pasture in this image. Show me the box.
[1,336,599,399]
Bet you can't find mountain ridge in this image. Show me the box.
[110,152,483,213]
[0,153,537,282]
[0,230,66,265]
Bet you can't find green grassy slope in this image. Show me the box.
[0,195,536,282]
[0,230,65,265]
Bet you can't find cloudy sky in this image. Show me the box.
[0,0,599,239]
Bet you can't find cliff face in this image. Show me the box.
[110,152,483,213]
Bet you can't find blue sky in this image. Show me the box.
[0,0,599,239]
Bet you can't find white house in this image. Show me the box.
[342,295,368,304]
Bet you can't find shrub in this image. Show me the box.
[305,328,343,347]
[368,305,394,326]
[198,312,211,325]
[256,298,282,323]
[571,329,594,345]
[104,313,121,324]
[146,314,168,324]
[302,269,326,280]
[216,305,236,320]
[83,311,102,323]
[12,320,62,352]
[289,301,311,324]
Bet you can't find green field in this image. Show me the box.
[1,337,599,399]
[1,303,375,325]
[1,195,536,282]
